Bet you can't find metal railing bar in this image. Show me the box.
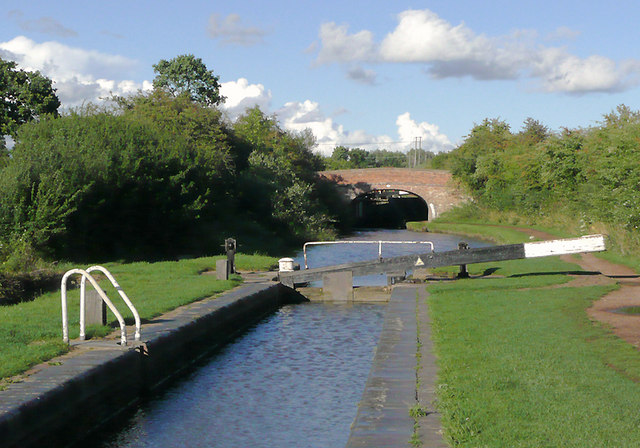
[61,269,128,346]
[80,265,141,341]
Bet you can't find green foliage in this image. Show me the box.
[0,57,60,138]
[0,99,232,260]
[0,92,347,262]
[152,54,225,106]
[430,150,453,169]
[233,107,336,241]
[448,107,640,249]
[450,118,513,195]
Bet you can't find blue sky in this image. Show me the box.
[2,1,639,154]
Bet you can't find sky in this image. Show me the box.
[2,1,640,155]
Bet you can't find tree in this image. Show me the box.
[450,118,512,193]
[519,117,550,145]
[0,57,60,140]
[152,54,225,106]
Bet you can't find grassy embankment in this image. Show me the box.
[408,214,640,447]
[0,253,277,382]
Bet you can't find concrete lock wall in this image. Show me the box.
[0,283,306,448]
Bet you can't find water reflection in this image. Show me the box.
[97,302,385,448]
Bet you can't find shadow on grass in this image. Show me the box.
[510,270,600,278]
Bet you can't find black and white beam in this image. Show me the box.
[278,234,607,287]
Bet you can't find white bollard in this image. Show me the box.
[278,257,295,272]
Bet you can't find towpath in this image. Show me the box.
[514,227,640,349]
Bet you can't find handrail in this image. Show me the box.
[80,265,141,341]
[302,240,435,269]
[61,269,127,345]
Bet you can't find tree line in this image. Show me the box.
[0,55,349,269]
[321,145,448,170]
[441,108,640,253]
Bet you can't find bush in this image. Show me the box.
[447,106,640,251]
[0,99,234,261]
[0,97,346,264]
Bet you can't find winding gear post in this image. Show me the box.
[225,238,236,276]
[457,241,470,279]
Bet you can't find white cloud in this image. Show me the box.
[275,101,452,155]
[396,112,453,153]
[220,78,272,119]
[380,10,488,62]
[275,100,393,155]
[533,48,634,93]
[314,22,376,64]
[313,9,640,93]
[0,36,149,107]
[207,13,267,46]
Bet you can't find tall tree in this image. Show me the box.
[152,54,225,106]
[0,57,60,141]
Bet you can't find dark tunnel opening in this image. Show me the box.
[351,189,429,229]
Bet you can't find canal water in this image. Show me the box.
[91,229,489,448]
[294,228,491,286]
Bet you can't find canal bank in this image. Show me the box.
[0,279,447,447]
[0,282,304,448]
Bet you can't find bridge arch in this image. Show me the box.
[351,188,430,228]
[318,168,468,224]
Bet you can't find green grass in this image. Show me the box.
[0,253,277,380]
[423,222,640,446]
[429,277,640,447]
[408,220,534,245]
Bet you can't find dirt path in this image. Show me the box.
[516,227,640,349]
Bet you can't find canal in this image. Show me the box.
[86,229,489,448]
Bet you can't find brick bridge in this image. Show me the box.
[318,168,468,219]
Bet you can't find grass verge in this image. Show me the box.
[421,212,640,446]
[0,253,277,380]
[429,275,640,446]
[408,220,534,245]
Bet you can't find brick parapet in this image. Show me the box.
[318,168,468,217]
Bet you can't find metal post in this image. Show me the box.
[457,242,470,278]
[225,238,236,276]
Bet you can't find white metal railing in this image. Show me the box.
[61,266,140,345]
[80,266,141,341]
[302,240,435,269]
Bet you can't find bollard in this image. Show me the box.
[278,258,295,288]
[278,257,295,272]
[216,259,229,280]
[85,289,107,329]
[457,241,470,279]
